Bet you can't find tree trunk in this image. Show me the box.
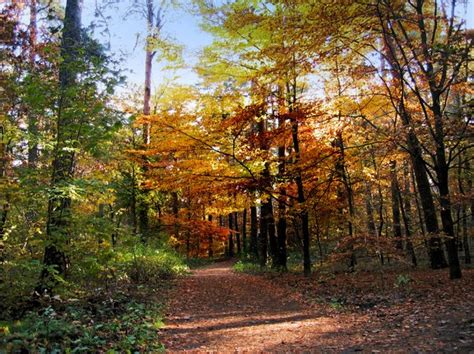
[208,214,213,259]
[242,208,247,254]
[259,204,268,267]
[228,213,234,257]
[137,0,157,241]
[250,205,258,259]
[432,94,461,279]
[28,0,39,167]
[0,126,9,243]
[290,115,310,276]
[383,34,447,270]
[40,0,83,292]
[266,198,277,266]
[276,114,287,270]
[234,212,241,255]
[399,162,417,267]
[172,191,179,238]
[365,182,376,240]
[390,161,403,250]
[334,130,356,271]
[463,158,472,264]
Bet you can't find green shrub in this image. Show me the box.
[0,298,165,352]
[114,245,189,283]
[233,260,263,274]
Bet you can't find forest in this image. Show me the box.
[0,0,473,351]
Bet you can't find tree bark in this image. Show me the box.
[208,214,213,259]
[463,158,472,264]
[27,0,38,167]
[399,162,417,267]
[383,36,447,269]
[40,0,83,292]
[334,130,356,271]
[390,161,403,250]
[242,208,247,254]
[276,114,287,270]
[250,205,258,259]
[259,204,268,267]
[228,213,234,257]
[234,212,241,255]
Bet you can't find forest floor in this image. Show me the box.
[161,260,474,352]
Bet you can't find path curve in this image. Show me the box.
[160,260,342,352]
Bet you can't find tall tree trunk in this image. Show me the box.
[334,130,356,270]
[259,204,268,267]
[40,0,83,292]
[383,34,447,270]
[242,208,247,254]
[250,205,258,259]
[463,157,472,264]
[365,182,376,240]
[234,212,241,255]
[171,191,180,243]
[27,0,38,167]
[371,150,385,265]
[256,113,275,266]
[266,198,277,266]
[399,162,417,267]
[0,126,9,243]
[208,214,213,259]
[137,0,157,241]
[276,114,287,270]
[288,104,310,275]
[390,161,403,250]
[432,94,461,279]
[228,213,234,257]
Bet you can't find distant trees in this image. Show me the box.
[0,0,471,306]
[131,0,471,279]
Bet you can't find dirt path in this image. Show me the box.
[160,261,474,352]
[161,261,351,352]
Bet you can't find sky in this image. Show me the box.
[80,0,474,91]
[82,0,213,91]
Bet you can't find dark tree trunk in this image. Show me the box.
[432,95,461,279]
[40,0,83,292]
[266,198,277,266]
[0,202,8,242]
[390,161,403,250]
[250,205,258,259]
[463,158,472,264]
[399,163,417,267]
[28,0,38,167]
[228,213,234,257]
[382,32,447,270]
[365,182,376,240]
[334,130,356,271]
[285,77,311,276]
[0,126,9,243]
[208,214,213,259]
[234,212,241,255]
[276,113,287,270]
[242,209,247,254]
[276,199,287,270]
[291,118,310,276]
[371,150,385,265]
[172,191,179,239]
[259,203,269,267]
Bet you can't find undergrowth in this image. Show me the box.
[0,240,188,352]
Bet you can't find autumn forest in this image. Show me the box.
[1,0,473,351]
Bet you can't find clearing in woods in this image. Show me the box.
[160,260,474,352]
